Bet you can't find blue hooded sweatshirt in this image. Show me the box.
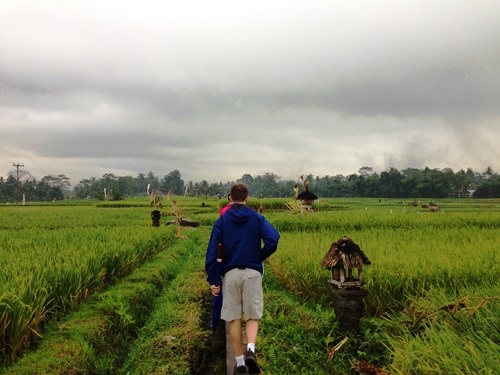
[205,204,280,286]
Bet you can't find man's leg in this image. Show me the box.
[245,319,260,373]
[245,319,259,346]
[229,319,248,373]
[228,319,244,356]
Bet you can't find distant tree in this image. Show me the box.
[41,174,71,195]
[240,174,254,186]
[21,178,65,201]
[0,177,4,201]
[7,168,36,183]
[364,172,380,197]
[455,168,476,192]
[358,166,374,177]
[379,167,403,198]
[96,174,118,200]
[346,174,360,197]
[401,168,424,197]
[482,166,495,180]
[22,178,38,201]
[2,175,17,202]
[209,181,229,197]
[259,172,281,196]
[74,177,99,199]
[161,169,185,195]
[200,180,210,196]
[4,164,498,200]
[421,167,453,198]
[117,175,136,196]
[135,172,148,195]
[184,180,194,196]
[474,175,500,198]
[317,175,345,197]
[146,171,160,190]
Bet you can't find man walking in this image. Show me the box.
[206,183,280,374]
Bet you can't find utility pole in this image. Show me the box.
[13,163,24,203]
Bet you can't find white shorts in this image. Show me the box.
[221,268,263,321]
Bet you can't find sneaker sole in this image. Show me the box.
[245,357,260,374]
[234,365,249,375]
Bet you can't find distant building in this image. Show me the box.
[449,189,476,198]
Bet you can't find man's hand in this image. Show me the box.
[210,284,220,296]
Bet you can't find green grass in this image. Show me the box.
[0,205,175,364]
[0,197,499,374]
[267,209,499,313]
[382,291,499,374]
[0,231,217,375]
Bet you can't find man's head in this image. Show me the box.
[230,183,248,203]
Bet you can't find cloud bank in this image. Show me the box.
[1,1,499,185]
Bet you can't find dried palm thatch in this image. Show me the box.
[297,175,318,201]
[297,189,318,201]
[320,236,371,269]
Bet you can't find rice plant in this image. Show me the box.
[0,205,175,363]
[1,198,498,373]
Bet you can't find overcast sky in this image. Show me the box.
[1,1,499,186]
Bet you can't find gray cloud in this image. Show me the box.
[1,1,499,185]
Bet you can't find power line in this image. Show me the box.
[0,155,15,164]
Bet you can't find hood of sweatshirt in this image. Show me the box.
[223,203,253,224]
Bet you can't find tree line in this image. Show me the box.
[0,174,70,203]
[1,166,499,203]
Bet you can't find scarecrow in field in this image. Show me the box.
[297,175,318,213]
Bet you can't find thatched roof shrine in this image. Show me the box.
[320,236,371,269]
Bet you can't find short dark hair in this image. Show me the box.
[230,183,248,202]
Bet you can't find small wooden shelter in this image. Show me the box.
[320,236,371,288]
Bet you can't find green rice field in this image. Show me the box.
[0,197,498,374]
